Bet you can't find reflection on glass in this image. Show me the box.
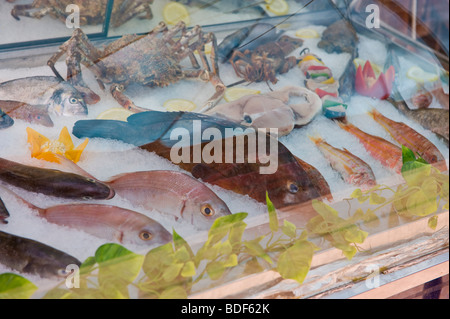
[0,0,104,46]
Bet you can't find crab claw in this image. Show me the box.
[355,61,395,100]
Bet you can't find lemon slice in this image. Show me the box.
[353,58,383,76]
[224,87,261,102]
[406,66,439,83]
[163,2,190,25]
[96,108,134,121]
[265,0,289,16]
[164,99,196,112]
[295,28,320,39]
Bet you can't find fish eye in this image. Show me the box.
[69,97,78,104]
[139,231,153,241]
[243,115,252,124]
[57,269,69,277]
[287,182,299,194]
[201,204,215,217]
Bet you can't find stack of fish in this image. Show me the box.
[298,52,348,119]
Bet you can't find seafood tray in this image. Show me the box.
[0,0,448,299]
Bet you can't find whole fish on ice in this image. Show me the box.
[387,97,449,146]
[73,111,321,210]
[0,230,81,279]
[309,136,377,190]
[8,190,172,247]
[0,76,87,117]
[205,86,322,136]
[51,157,232,230]
[337,120,403,173]
[369,109,447,172]
[0,100,53,127]
[0,157,114,200]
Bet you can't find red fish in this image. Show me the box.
[369,109,447,172]
[337,120,403,173]
[309,136,377,190]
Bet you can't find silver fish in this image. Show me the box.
[46,156,232,231]
[107,170,232,230]
[0,230,81,279]
[0,76,87,116]
[11,190,172,247]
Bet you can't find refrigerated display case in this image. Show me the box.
[0,0,448,299]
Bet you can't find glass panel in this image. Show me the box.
[0,0,107,49]
[0,0,448,299]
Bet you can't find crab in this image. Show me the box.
[9,0,154,28]
[47,21,226,112]
[230,35,304,84]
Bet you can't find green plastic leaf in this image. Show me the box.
[369,192,386,205]
[207,212,248,246]
[402,161,431,187]
[402,145,416,164]
[277,241,315,284]
[79,256,96,275]
[174,246,191,263]
[311,199,339,221]
[244,258,265,275]
[173,229,195,259]
[0,273,37,299]
[162,263,184,282]
[222,254,238,268]
[181,261,196,278]
[428,215,438,230]
[206,261,226,280]
[243,240,273,264]
[159,286,188,299]
[95,243,144,285]
[406,189,438,216]
[266,192,279,232]
[350,188,363,199]
[143,242,174,277]
[282,220,297,238]
[343,226,368,244]
[228,221,247,250]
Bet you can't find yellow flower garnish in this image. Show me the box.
[26,126,89,163]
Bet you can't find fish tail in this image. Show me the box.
[72,119,136,145]
[0,186,43,214]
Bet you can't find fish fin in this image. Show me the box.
[52,154,98,181]
[72,119,138,145]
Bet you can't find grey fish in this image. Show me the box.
[0,230,81,279]
[0,76,87,116]
[0,157,115,200]
[0,195,9,224]
[0,100,53,127]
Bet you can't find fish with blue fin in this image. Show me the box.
[73,111,322,210]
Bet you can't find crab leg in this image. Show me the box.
[11,4,54,20]
[111,0,154,27]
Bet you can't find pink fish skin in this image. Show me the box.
[369,109,447,172]
[37,203,172,246]
[310,136,377,191]
[337,120,403,173]
[8,190,172,247]
[108,170,232,230]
